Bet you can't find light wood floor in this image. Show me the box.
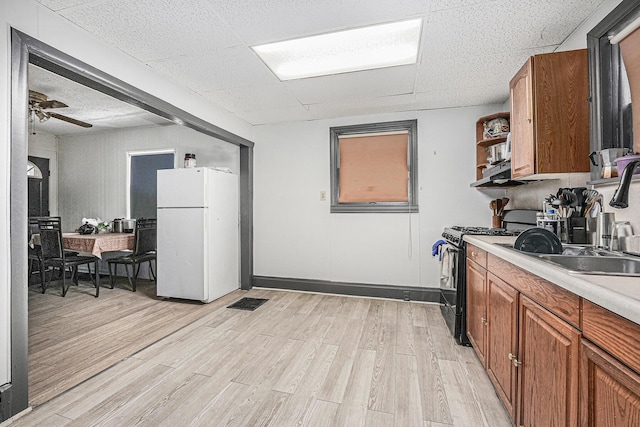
[16,288,511,426]
[27,276,233,406]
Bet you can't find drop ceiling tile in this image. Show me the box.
[422,0,606,57]
[235,105,311,126]
[215,0,431,45]
[201,85,301,113]
[284,65,417,105]
[415,47,554,93]
[429,0,495,12]
[503,0,607,49]
[57,0,243,62]
[414,85,509,110]
[306,93,418,120]
[148,47,280,92]
[34,0,609,126]
[36,0,95,11]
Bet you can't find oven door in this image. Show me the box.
[439,244,460,309]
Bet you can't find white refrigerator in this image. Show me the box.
[156,167,239,303]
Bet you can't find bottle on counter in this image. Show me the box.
[184,153,197,168]
[536,209,559,235]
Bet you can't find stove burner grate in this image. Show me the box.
[448,226,521,236]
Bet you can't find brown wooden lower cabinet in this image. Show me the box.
[466,256,487,366]
[486,272,519,420]
[472,254,581,426]
[581,336,640,426]
[517,295,580,427]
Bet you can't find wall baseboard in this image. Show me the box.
[252,276,440,303]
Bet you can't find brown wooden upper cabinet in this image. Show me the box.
[509,49,590,178]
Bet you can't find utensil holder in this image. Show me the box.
[492,215,502,229]
[569,217,587,244]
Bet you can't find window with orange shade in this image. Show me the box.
[330,120,418,213]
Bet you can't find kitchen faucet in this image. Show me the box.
[610,160,640,209]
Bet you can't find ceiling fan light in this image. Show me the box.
[35,110,49,122]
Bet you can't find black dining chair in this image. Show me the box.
[28,216,80,290]
[28,217,46,288]
[107,218,157,292]
[37,217,100,297]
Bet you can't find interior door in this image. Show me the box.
[28,156,49,217]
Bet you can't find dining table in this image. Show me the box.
[61,232,134,258]
[31,232,134,259]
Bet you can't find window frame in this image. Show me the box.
[330,119,418,213]
[587,0,640,181]
[126,149,175,219]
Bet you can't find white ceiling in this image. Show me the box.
[33,0,607,128]
[28,64,172,135]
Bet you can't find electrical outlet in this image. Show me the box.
[403,291,410,301]
[320,191,326,201]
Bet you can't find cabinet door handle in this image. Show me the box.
[471,251,477,257]
[526,118,532,123]
[508,353,522,367]
[481,317,487,325]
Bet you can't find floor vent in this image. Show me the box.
[227,297,268,311]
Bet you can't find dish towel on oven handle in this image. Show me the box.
[431,239,447,261]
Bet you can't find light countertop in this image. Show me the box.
[464,235,640,326]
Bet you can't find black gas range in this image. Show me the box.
[442,225,521,246]
[439,225,522,345]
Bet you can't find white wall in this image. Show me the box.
[28,132,58,216]
[57,124,239,230]
[0,0,252,389]
[253,105,504,289]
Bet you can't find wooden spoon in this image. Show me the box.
[498,197,509,216]
[490,200,497,215]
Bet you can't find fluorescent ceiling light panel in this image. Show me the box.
[252,19,422,80]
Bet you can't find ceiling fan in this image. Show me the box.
[28,90,92,128]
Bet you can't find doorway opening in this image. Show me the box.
[9,28,254,417]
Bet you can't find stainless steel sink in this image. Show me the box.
[495,243,640,276]
[537,255,640,277]
[558,246,624,257]
[496,243,622,257]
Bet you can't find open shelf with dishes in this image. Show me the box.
[475,112,510,181]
